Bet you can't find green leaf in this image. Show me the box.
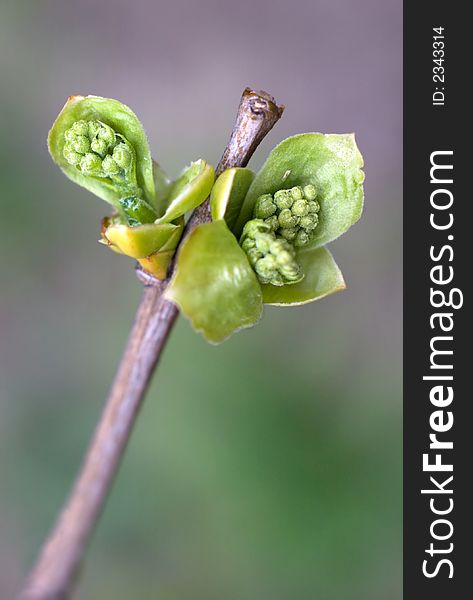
[261,246,345,305]
[210,167,255,232]
[234,133,364,247]
[152,160,172,214]
[166,220,263,343]
[48,95,156,209]
[156,160,215,224]
[102,221,183,258]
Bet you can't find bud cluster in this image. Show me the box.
[63,120,158,226]
[239,184,320,286]
[240,219,303,286]
[63,120,135,182]
[253,184,320,248]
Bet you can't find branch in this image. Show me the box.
[21,88,284,600]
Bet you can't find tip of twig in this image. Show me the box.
[243,87,285,119]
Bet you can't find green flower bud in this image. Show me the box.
[97,123,115,146]
[274,189,293,210]
[63,144,82,166]
[88,121,102,138]
[80,153,103,175]
[254,232,274,254]
[91,137,108,156]
[303,184,317,200]
[254,254,278,282]
[241,237,256,253]
[71,135,91,154]
[71,120,89,136]
[300,213,319,231]
[294,230,310,247]
[112,142,133,170]
[308,200,320,213]
[292,198,309,217]
[102,155,120,175]
[247,247,263,266]
[290,186,303,201]
[264,215,279,231]
[278,208,298,228]
[64,129,77,143]
[241,218,271,240]
[279,227,298,241]
[254,193,277,219]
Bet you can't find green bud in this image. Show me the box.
[112,143,133,170]
[63,144,82,166]
[255,254,278,282]
[294,230,310,247]
[71,120,89,136]
[308,200,320,213]
[292,198,309,217]
[71,135,91,154]
[254,194,277,219]
[303,184,317,200]
[64,129,77,143]
[80,153,103,175]
[241,237,256,253]
[247,247,263,266]
[97,123,115,146]
[269,238,288,257]
[241,218,271,240]
[264,215,279,231]
[88,121,102,138]
[254,232,274,254]
[274,189,293,210]
[278,208,298,228]
[300,213,319,231]
[290,186,303,201]
[102,155,120,175]
[279,227,297,241]
[91,137,108,156]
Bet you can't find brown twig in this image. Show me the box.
[21,88,284,600]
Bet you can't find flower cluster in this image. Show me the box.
[253,184,320,246]
[239,184,321,285]
[63,120,134,180]
[240,219,302,285]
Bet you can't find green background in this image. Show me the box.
[0,0,401,597]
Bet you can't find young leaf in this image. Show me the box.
[102,221,183,258]
[155,160,215,224]
[210,167,254,232]
[261,246,345,305]
[166,220,263,343]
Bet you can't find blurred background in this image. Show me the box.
[0,0,401,598]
